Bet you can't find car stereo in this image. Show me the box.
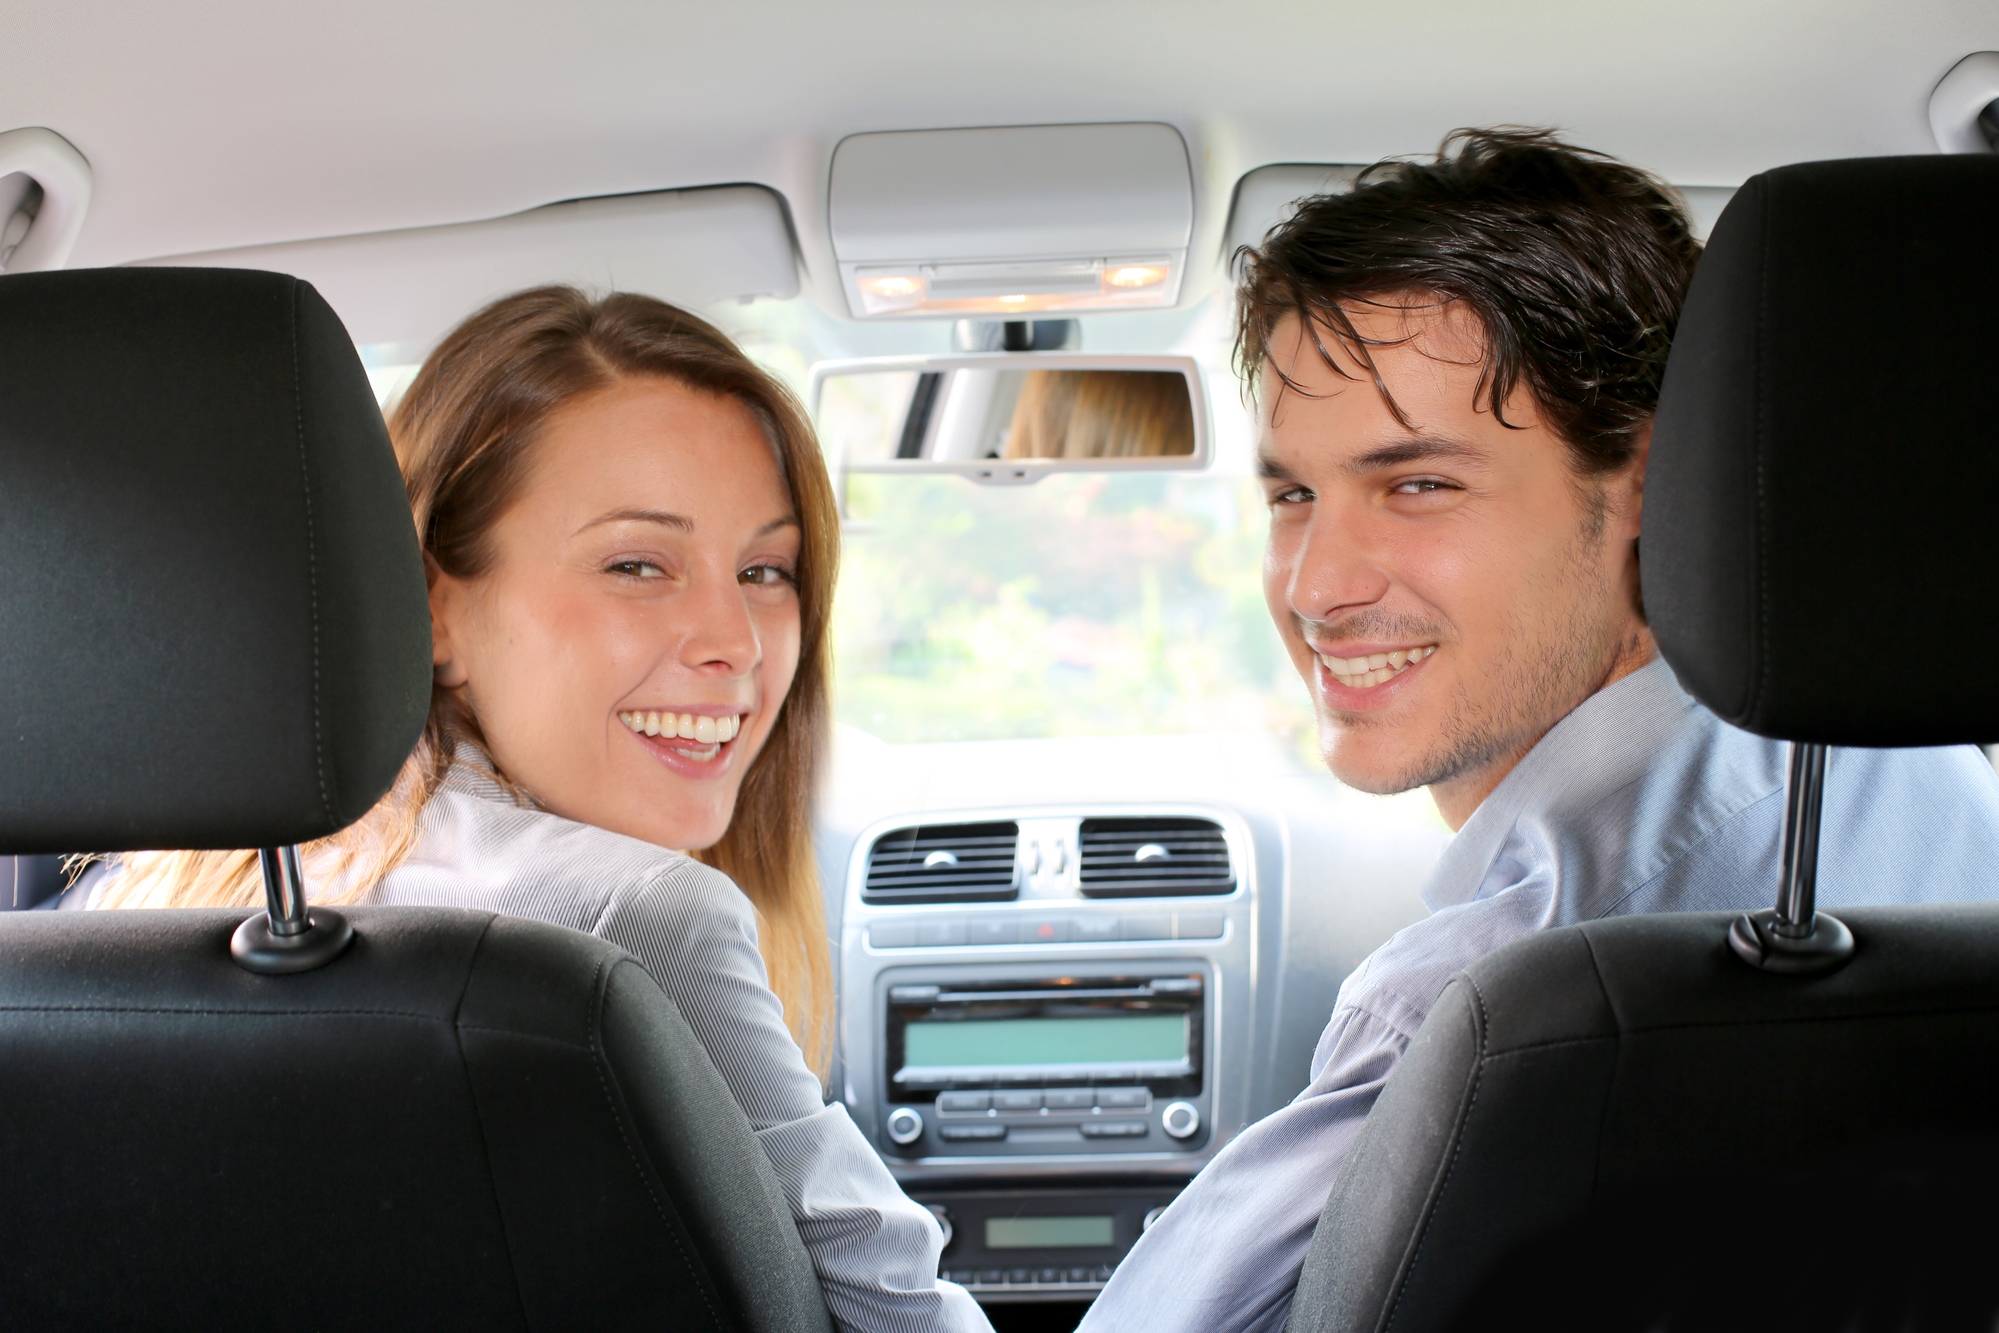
[876,965,1211,1159]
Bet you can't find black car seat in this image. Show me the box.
[0,268,833,1333]
[1281,155,1999,1333]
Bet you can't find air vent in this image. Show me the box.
[864,821,1019,905]
[1077,817,1234,898]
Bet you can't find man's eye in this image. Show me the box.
[607,559,665,579]
[1391,478,1453,495]
[1270,485,1315,505]
[739,563,796,587]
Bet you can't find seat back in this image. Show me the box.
[0,269,832,1330]
[1285,154,1999,1332]
[1286,908,1999,1332]
[0,907,833,1331]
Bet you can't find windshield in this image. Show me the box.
[834,466,1307,747]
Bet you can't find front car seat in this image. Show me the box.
[0,268,833,1332]
[1282,155,1999,1332]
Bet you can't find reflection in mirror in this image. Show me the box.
[1006,371,1193,460]
[815,358,1205,477]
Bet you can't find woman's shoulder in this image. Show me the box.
[370,773,754,939]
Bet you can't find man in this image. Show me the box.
[1079,129,1999,1333]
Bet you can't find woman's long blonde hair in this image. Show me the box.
[102,286,838,1073]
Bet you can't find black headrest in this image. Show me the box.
[0,268,430,853]
[1645,155,1999,747]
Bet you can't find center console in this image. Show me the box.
[838,806,1253,1302]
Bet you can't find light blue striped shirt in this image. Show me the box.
[1079,658,1999,1333]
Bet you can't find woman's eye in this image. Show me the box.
[739,563,797,588]
[606,559,666,579]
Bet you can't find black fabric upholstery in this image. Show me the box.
[1644,155,1999,745]
[0,906,835,1332]
[0,267,431,853]
[1284,907,1999,1333]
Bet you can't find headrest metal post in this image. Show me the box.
[230,844,355,975]
[258,846,311,937]
[1772,742,1827,937]
[1727,741,1855,975]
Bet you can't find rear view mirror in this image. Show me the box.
[809,353,1209,483]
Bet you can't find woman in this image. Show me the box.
[92,286,989,1333]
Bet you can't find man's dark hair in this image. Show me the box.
[1235,128,1702,474]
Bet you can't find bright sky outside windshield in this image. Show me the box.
[834,471,1309,745]
[902,1013,1186,1068]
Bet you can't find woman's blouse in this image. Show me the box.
[362,752,989,1333]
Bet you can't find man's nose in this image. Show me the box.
[1284,501,1390,622]
[678,566,762,674]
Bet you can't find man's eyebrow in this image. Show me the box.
[1256,450,1300,483]
[1344,436,1486,474]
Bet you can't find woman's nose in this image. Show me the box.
[677,566,762,673]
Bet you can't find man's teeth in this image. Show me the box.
[1318,645,1436,689]
[617,711,742,744]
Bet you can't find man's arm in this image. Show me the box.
[1077,1005,1414,1333]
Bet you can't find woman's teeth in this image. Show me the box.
[1319,645,1435,690]
[617,711,742,744]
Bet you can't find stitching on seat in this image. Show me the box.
[451,916,534,1330]
[586,955,724,1330]
[287,281,333,825]
[1380,980,1489,1333]
[1750,180,1771,726]
[1578,930,1620,1208]
[0,1003,451,1021]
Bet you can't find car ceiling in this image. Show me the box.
[8,0,1992,310]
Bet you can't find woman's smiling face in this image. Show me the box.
[428,375,802,852]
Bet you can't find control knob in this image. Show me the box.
[1160,1101,1201,1140]
[886,1106,925,1146]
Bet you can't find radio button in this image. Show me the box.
[967,918,1017,946]
[992,1090,1041,1112]
[886,1107,924,1145]
[1071,915,1119,942]
[868,921,918,948]
[940,1122,1007,1141]
[1122,913,1172,941]
[1043,1089,1093,1109]
[1175,912,1225,940]
[917,917,968,947]
[1023,917,1070,944]
[1161,1101,1202,1139]
[1081,1120,1148,1138]
[1094,1087,1148,1109]
[937,1091,990,1112]
[1065,1267,1092,1283]
[977,1269,1003,1285]
[1008,1268,1032,1284]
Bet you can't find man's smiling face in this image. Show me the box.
[1258,299,1654,827]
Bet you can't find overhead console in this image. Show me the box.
[838,805,1252,1302]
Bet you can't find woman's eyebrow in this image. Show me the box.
[576,507,693,535]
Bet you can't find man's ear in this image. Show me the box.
[1614,420,1652,541]
[427,555,470,689]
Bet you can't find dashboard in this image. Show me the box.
[816,729,1447,1302]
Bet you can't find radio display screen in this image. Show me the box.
[986,1215,1115,1249]
[904,1013,1186,1069]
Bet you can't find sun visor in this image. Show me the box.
[131,185,800,350]
[829,123,1193,319]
